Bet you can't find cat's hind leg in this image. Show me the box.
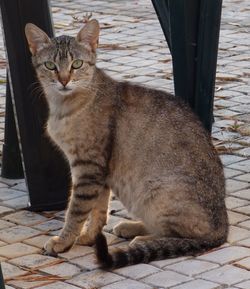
[77,189,110,246]
[113,220,148,239]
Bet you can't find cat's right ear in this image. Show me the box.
[76,19,100,52]
[25,23,51,55]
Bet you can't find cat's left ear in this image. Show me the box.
[25,23,51,55]
[76,19,100,52]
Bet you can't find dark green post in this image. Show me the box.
[0,263,5,289]
[1,75,24,179]
[0,0,71,211]
[152,0,223,132]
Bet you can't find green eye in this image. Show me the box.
[72,59,83,69]
[44,61,57,70]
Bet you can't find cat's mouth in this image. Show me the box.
[59,87,72,92]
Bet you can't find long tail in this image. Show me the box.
[95,233,226,269]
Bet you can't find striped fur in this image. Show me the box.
[25,20,228,266]
[95,233,227,269]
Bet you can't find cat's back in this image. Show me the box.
[116,81,210,148]
[113,81,222,183]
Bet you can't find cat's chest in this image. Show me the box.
[47,118,67,142]
[47,113,106,157]
[47,117,81,152]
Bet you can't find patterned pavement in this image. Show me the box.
[0,0,249,288]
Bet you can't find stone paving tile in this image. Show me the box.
[165,259,219,277]
[0,225,41,243]
[10,182,27,192]
[2,195,29,209]
[70,253,99,270]
[227,211,250,225]
[228,159,250,172]
[103,232,124,245]
[47,229,61,236]
[170,279,220,289]
[224,167,243,179]
[236,238,250,247]
[199,265,250,286]
[0,205,14,216]
[236,280,250,289]
[0,188,25,201]
[198,246,250,265]
[35,281,81,289]
[23,234,51,249]
[233,189,250,200]
[0,182,8,188]
[9,254,61,269]
[220,154,246,166]
[228,225,250,243]
[234,173,250,182]
[0,219,15,230]
[0,242,40,259]
[69,269,125,288]
[33,219,64,232]
[101,279,153,289]
[3,210,48,226]
[234,205,250,215]
[234,256,250,270]
[1,262,27,280]
[58,244,94,259]
[109,199,125,214]
[113,208,131,219]
[114,263,161,280]
[226,179,250,193]
[141,270,192,288]
[8,276,55,289]
[0,240,6,247]
[226,196,249,209]
[0,178,24,187]
[39,262,81,277]
[239,219,250,230]
[150,256,190,269]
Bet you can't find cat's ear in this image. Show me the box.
[76,19,100,52]
[25,23,51,55]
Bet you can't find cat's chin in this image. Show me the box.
[56,87,74,96]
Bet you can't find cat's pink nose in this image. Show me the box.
[59,78,70,87]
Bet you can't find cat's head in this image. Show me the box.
[25,20,99,96]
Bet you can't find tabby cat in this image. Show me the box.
[25,19,228,269]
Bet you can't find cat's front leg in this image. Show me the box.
[77,188,110,246]
[44,178,106,255]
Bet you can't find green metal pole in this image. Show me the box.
[1,74,24,179]
[152,0,223,132]
[0,0,71,210]
[194,0,223,131]
[0,263,5,289]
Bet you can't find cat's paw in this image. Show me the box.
[113,221,138,239]
[44,236,74,256]
[76,234,95,246]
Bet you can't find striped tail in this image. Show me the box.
[95,232,226,269]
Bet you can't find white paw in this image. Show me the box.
[44,236,74,256]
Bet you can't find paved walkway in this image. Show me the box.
[0,0,249,288]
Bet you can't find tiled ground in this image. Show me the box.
[0,0,249,288]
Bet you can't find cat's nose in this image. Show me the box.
[59,77,70,87]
